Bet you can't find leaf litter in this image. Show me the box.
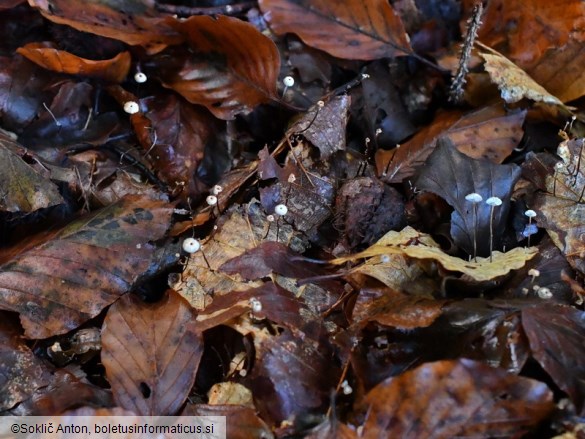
[0,0,583,436]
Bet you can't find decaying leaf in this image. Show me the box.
[132,93,216,198]
[416,138,522,257]
[0,132,64,212]
[184,404,273,439]
[476,0,585,67]
[376,106,525,183]
[16,43,131,82]
[529,41,585,104]
[522,304,585,416]
[0,195,173,338]
[172,200,308,310]
[330,227,538,282]
[27,0,182,53]
[289,96,350,160]
[362,359,554,437]
[158,15,280,119]
[259,0,412,60]
[0,313,51,411]
[481,52,565,106]
[534,138,585,274]
[101,290,203,416]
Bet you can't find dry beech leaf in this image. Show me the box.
[352,288,445,330]
[289,96,350,160]
[416,139,522,257]
[330,226,538,282]
[16,43,131,83]
[27,0,182,54]
[101,290,203,416]
[476,0,585,67]
[0,195,173,338]
[259,0,412,60]
[529,41,585,103]
[172,201,308,310]
[0,313,51,411]
[522,304,585,416]
[534,138,585,274]
[158,15,280,120]
[0,132,64,212]
[362,359,554,437]
[376,106,525,183]
[184,404,273,439]
[481,52,565,106]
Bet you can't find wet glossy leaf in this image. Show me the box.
[0,195,173,338]
[0,132,64,212]
[259,0,411,60]
[416,138,522,256]
[158,15,280,120]
[362,359,554,437]
[101,290,203,416]
[522,304,585,416]
[27,0,182,54]
[17,42,131,82]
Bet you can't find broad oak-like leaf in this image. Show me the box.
[0,195,173,338]
[17,42,131,83]
[259,0,411,60]
[416,138,521,257]
[158,15,280,119]
[101,290,203,415]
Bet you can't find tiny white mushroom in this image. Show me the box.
[525,210,537,246]
[465,193,483,261]
[134,72,147,83]
[486,196,502,262]
[283,76,295,87]
[249,297,262,313]
[266,214,275,222]
[212,185,223,195]
[123,101,140,114]
[182,237,200,253]
[274,204,288,216]
[341,380,353,395]
[206,195,218,206]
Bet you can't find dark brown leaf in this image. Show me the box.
[17,42,131,83]
[101,290,203,415]
[0,195,173,338]
[362,359,554,437]
[376,106,525,183]
[219,241,323,281]
[250,327,340,426]
[27,0,182,54]
[132,93,216,197]
[259,0,412,60]
[522,304,585,416]
[158,15,280,119]
[0,132,64,212]
[184,404,274,439]
[416,138,522,257]
[290,96,350,160]
[0,313,51,412]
